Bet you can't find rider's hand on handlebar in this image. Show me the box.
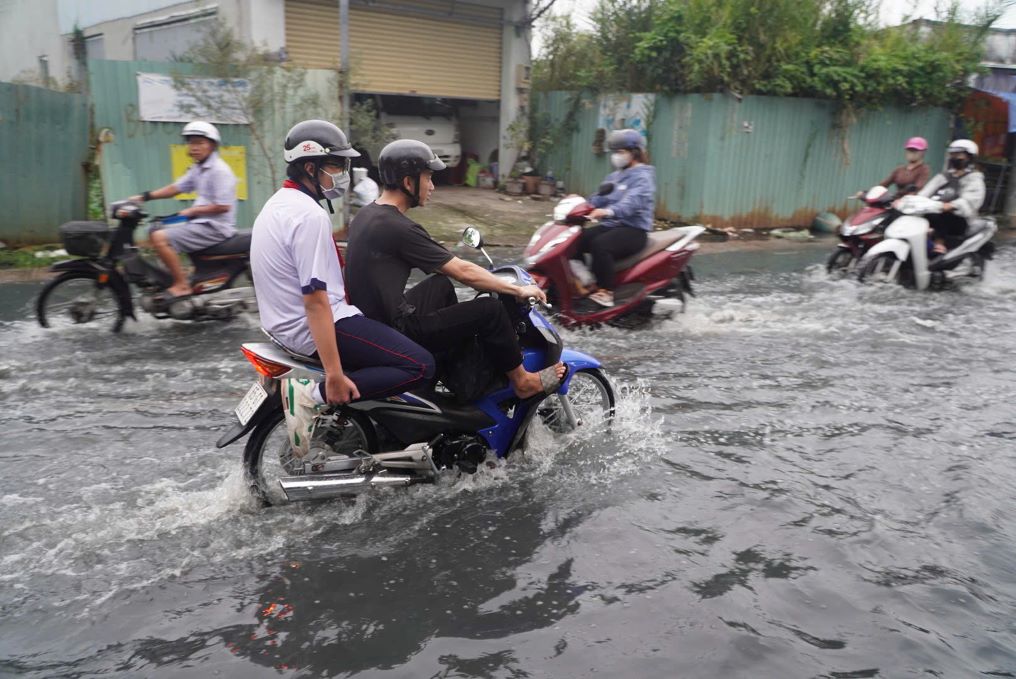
[325,372,360,405]
[516,284,547,306]
[127,194,144,204]
[589,208,611,221]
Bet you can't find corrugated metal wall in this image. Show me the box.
[538,92,952,228]
[0,83,90,244]
[89,59,341,231]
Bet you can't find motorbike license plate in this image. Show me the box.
[235,381,268,425]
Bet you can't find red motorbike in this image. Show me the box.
[827,185,897,274]
[523,196,703,327]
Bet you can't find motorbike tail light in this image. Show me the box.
[241,346,291,378]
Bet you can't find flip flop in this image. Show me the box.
[534,363,569,398]
[155,290,193,305]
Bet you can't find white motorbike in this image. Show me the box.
[857,195,996,290]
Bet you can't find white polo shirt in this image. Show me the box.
[250,185,361,355]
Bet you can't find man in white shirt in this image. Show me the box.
[250,120,434,457]
[131,121,237,298]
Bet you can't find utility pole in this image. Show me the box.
[339,0,351,228]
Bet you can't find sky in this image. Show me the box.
[533,0,1016,55]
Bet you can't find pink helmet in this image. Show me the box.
[904,136,928,151]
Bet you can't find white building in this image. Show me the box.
[0,0,534,178]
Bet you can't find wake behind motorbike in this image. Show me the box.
[857,195,996,290]
[217,227,616,505]
[827,185,897,274]
[524,196,704,327]
[36,200,255,332]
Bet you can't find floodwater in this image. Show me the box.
[2,240,1016,677]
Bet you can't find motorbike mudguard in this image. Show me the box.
[216,386,282,448]
[559,349,602,393]
[48,260,136,319]
[860,238,910,264]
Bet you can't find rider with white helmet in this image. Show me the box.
[918,139,986,255]
[130,120,238,298]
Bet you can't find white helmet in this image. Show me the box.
[947,139,978,156]
[181,120,221,144]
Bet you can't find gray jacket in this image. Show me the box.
[919,170,985,219]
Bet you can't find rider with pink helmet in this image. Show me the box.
[880,136,931,198]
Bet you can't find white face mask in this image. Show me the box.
[610,151,632,169]
[321,168,350,199]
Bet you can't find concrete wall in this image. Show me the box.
[497,0,531,180]
[0,0,73,85]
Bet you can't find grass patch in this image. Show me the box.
[0,245,69,269]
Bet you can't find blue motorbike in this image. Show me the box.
[216,228,615,504]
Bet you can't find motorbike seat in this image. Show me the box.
[192,231,252,257]
[614,228,688,271]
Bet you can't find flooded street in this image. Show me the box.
[2,240,1016,677]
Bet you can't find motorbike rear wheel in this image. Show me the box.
[539,368,616,434]
[243,406,378,505]
[36,272,125,332]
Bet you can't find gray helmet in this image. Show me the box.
[283,120,360,164]
[378,139,446,186]
[607,128,646,151]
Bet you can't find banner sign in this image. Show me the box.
[170,145,249,201]
[137,72,250,124]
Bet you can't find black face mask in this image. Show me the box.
[949,157,968,170]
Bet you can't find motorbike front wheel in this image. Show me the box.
[36,272,126,332]
[859,253,905,286]
[539,368,616,434]
[826,248,855,275]
[243,406,378,505]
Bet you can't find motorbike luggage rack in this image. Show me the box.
[261,328,323,368]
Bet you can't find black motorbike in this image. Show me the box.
[35,201,255,332]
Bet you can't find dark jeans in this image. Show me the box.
[573,224,648,289]
[397,274,523,374]
[317,315,435,401]
[926,212,969,249]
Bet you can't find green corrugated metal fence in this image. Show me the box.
[538,92,952,228]
[89,59,341,230]
[0,83,90,244]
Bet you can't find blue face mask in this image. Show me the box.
[321,169,350,199]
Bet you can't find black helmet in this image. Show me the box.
[284,119,360,164]
[607,128,646,151]
[378,139,446,186]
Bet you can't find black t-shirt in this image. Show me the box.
[345,202,454,326]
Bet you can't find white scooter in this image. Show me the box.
[857,195,996,290]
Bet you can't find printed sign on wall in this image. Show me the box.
[170,145,248,201]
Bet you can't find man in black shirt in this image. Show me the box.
[346,139,565,399]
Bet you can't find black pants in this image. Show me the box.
[926,212,969,249]
[397,274,523,374]
[573,225,648,290]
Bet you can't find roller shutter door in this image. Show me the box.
[285,0,502,100]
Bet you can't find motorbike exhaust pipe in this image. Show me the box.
[278,473,414,501]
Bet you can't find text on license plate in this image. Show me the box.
[235,381,268,425]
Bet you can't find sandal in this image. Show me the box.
[588,289,615,307]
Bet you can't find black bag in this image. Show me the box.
[59,221,111,258]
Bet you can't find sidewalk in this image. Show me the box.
[413,186,555,247]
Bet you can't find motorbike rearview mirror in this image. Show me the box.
[461,226,484,249]
[461,226,494,267]
[597,181,615,196]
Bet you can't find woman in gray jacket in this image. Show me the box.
[919,139,985,255]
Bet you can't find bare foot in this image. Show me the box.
[511,362,566,399]
[166,283,193,297]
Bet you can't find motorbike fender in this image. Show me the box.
[49,260,136,319]
[559,349,602,394]
[860,238,910,264]
[216,385,281,448]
